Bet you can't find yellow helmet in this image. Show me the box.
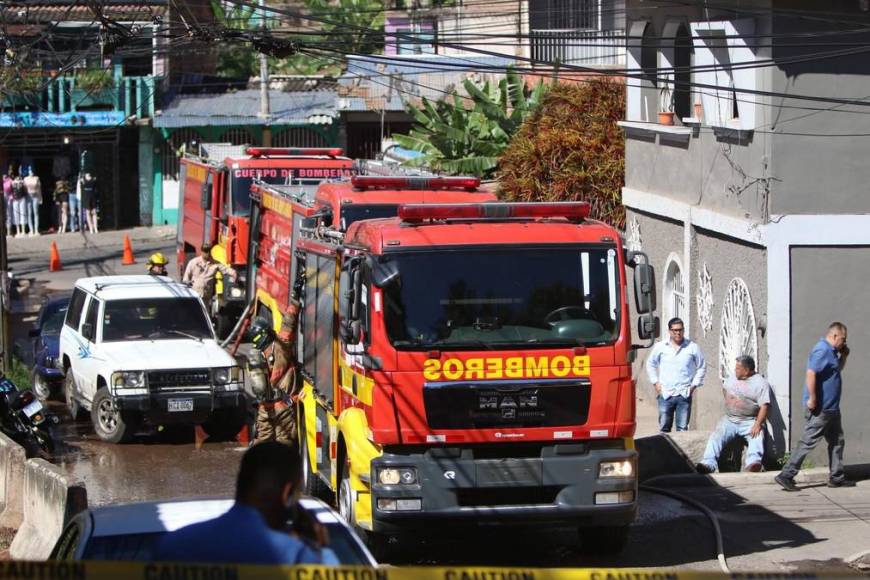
[148,252,168,266]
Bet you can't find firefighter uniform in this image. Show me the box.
[251,300,301,443]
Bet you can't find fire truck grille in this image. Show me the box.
[423,379,591,430]
[455,486,561,507]
[148,369,211,390]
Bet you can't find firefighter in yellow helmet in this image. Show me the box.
[247,298,302,443]
[147,253,168,276]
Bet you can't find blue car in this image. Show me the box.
[29,294,70,400]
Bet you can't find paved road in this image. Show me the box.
[7,228,869,573]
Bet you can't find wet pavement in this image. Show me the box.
[47,404,244,506]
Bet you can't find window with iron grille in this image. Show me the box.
[529,0,598,31]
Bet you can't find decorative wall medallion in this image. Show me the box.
[719,278,758,381]
[697,264,714,336]
[626,217,642,253]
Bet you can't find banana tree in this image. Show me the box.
[393,70,546,177]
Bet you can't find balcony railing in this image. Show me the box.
[530,29,625,67]
[1,74,157,118]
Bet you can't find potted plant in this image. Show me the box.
[658,84,675,125]
[72,68,115,107]
[0,70,42,108]
[693,97,703,121]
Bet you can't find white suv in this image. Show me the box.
[59,275,246,443]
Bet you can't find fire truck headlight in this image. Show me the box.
[598,460,634,478]
[377,467,417,485]
[229,287,244,299]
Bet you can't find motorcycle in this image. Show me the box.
[0,375,59,457]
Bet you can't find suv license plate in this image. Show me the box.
[168,398,194,412]
[23,400,43,418]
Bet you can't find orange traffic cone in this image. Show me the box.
[235,424,250,446]
[194,424,208,450]
[121,235,136,265]
[49,241,63,272]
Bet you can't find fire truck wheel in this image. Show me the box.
[338,461,395,561]
[578,524,630,555]
[299,416,333,501]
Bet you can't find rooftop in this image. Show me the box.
[154,89,338,128]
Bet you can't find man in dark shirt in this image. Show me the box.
[155,442,332,564]
[775,322,856,491]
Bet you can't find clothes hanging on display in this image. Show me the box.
[80,174,98,210]
[52,155,72,180]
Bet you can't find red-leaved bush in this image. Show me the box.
[498,78,626,228]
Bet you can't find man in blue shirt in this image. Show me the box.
[646,317,706,432]
[775,322,856,491]
[155,441,333,564]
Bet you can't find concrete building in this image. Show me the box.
[620,1,870,465]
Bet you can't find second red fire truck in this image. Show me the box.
[177,146,354,334]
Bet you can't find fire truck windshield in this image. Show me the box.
[230,175,323,214]
[340,204,400,230]
[381,247,621,349]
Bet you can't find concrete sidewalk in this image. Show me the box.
[5,225,175,259]
[634,469,870,573]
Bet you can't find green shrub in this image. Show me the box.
[497,78,626,228]
[4,356,32,391]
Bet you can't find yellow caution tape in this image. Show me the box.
[0,562,830,580]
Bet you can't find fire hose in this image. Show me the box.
[219,298,255,352]
[640,480,730,574]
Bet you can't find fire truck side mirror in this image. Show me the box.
[339,258,364,345]
[637,314,660,341]
[633,263,656,315]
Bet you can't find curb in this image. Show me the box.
[8,458,87,560]
[0,433,26,529]
[642,466,858,488]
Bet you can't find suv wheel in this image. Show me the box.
[32,371,52,401]
[64,371,84,421]
[91,387,136,443]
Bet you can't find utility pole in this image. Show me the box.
[258,0,272,146]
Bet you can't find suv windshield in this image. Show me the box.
[381,247,621,349]
[102,298,212,342]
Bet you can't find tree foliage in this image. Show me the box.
[211,0,384,78]
[393,71,546,177]
[210,0,259,78]
[497,79,626,228]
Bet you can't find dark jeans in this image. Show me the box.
[780,409,845,482]
[658,394,692,432]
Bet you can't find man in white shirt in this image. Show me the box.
[645,317,706,432]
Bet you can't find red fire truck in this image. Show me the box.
[291,199,658,556]
[247,175,496,331]
[177,146,354,333]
